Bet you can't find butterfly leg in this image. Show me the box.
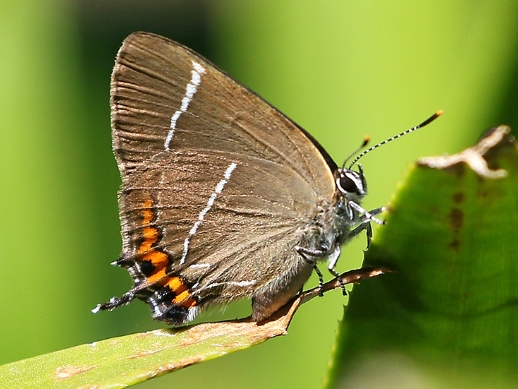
[295,245,346,296]
[349,205,385,249]
[295,245,326,295]
[326,246,347,295]
[312,264,325,297]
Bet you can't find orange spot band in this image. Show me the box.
[146,268,167,286]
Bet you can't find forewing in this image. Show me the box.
[111,32,336,195]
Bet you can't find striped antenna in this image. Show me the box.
[348,110,443,169]
[342,136,371,167]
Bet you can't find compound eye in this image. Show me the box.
[338,174,359,194]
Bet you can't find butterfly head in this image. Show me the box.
[336,165,367,204]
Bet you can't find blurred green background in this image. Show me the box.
[1,1,518,388]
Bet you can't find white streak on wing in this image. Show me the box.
[189,263,211,269]
[198,280,257,293]
[164,61,206,151]
[227,280,256,287]
[180,162,238,265]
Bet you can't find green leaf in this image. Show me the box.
[0,269,385,389]
[326,127,518,389]
[1,315,291,388]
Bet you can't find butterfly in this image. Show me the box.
[93,32,439,325]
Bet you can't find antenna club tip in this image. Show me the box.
[362,135,370,146]
[436,109,444,116]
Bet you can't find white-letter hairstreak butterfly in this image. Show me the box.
[93,32,441,325]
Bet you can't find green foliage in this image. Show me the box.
[327,128,518,388]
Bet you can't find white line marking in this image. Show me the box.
[189,263,211,269]
[180,162,238,265]
[198,280,257,293]
[164,61,206,151]
[227,280,257,287]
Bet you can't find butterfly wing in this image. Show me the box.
[107,32,339,324]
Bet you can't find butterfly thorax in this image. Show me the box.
[296,166,368,264]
